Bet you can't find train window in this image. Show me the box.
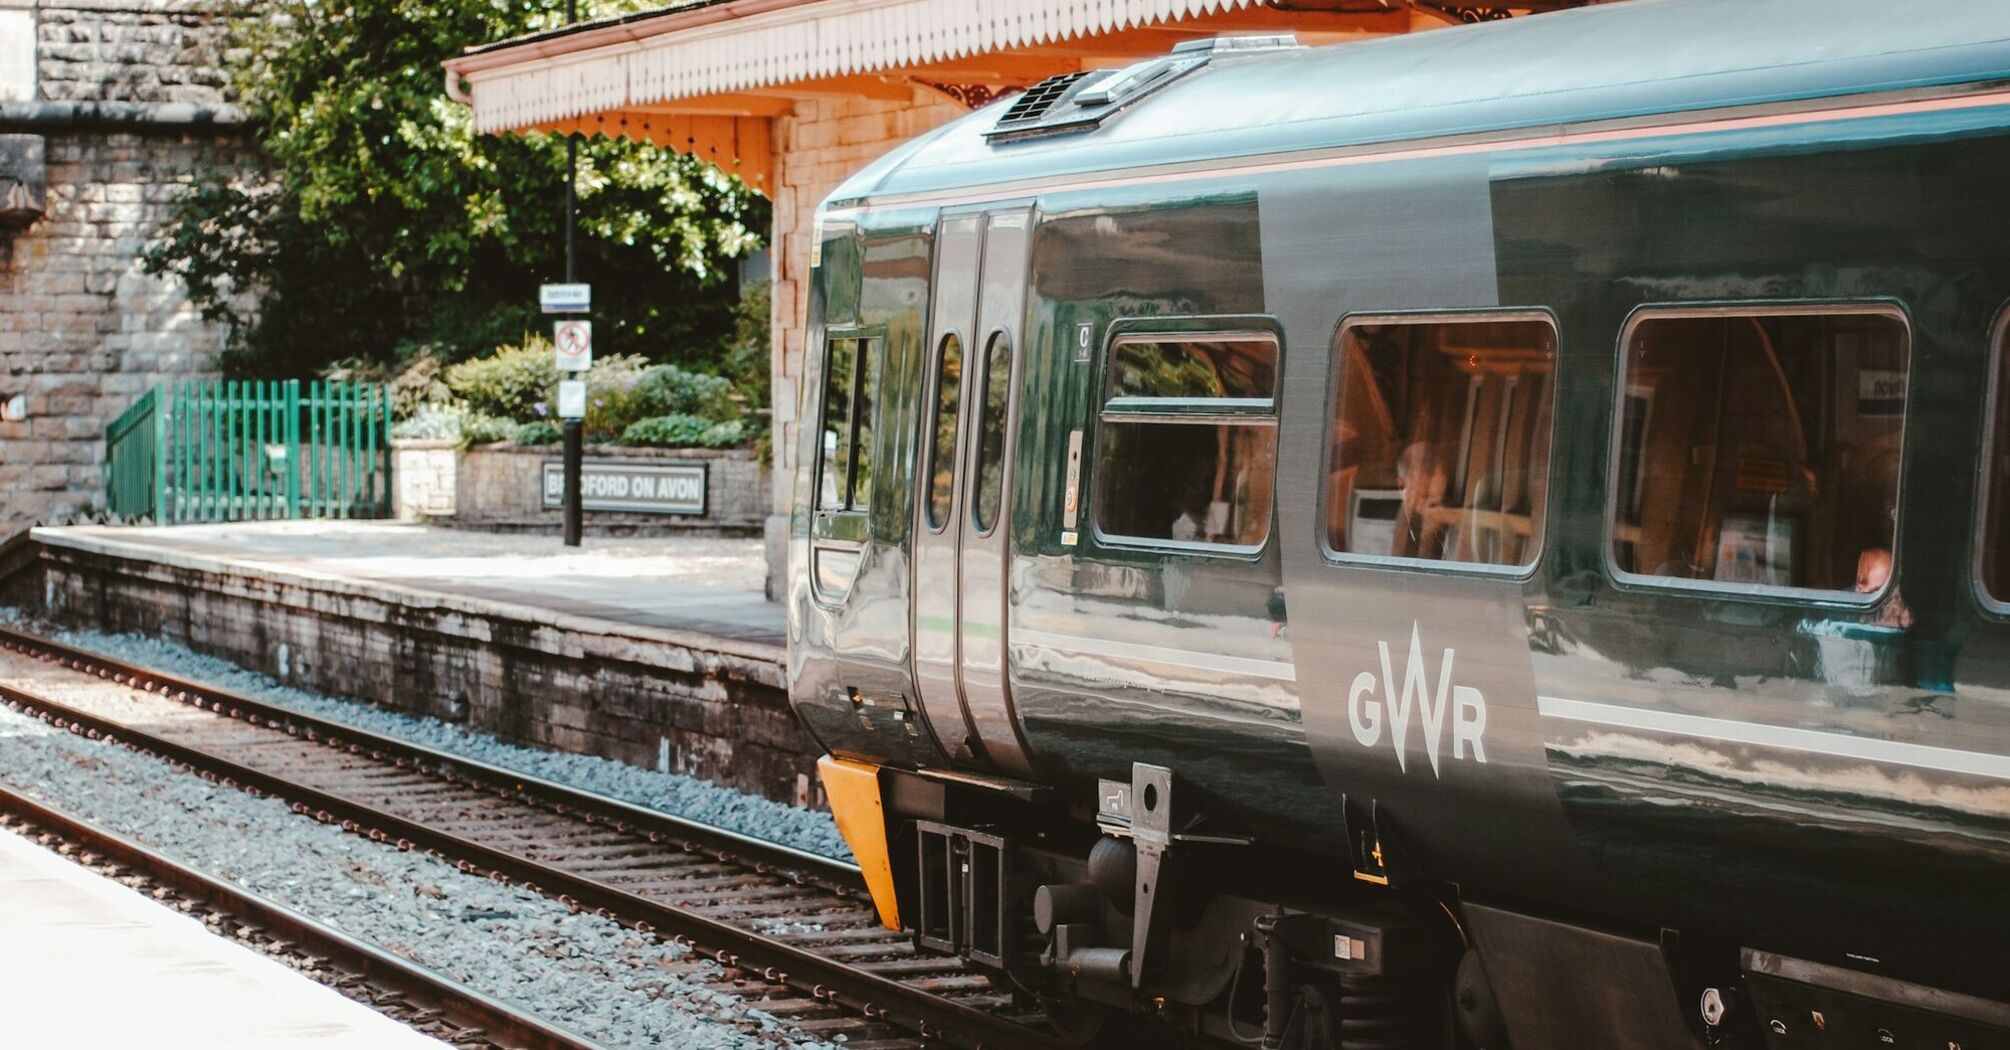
[1094,332,1279,549]
[1611,307,1909,596]
[973,331,1013,534]
[1980,315,2010,605]
[817,336,859,510]
[816,334,880,512]
[1327,314,1556,568]
[926,334,964,530]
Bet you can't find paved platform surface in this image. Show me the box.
[37,521,785,647]
[0,823,447,1049]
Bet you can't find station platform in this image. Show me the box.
[0,823,447,1049]
[11,522,817,807]
[39,521,784,646]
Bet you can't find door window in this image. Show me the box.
[926,334,965,530]
[973,331,1013,534]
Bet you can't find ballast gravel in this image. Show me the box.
[0,702,834,1049]
[0,612,850,861]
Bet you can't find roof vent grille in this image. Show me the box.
[992,71,1097,132]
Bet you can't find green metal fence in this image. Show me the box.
[105,380,391,523]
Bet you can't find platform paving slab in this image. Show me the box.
[0,823,450,1049]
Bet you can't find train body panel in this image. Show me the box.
[789,1,2010,1043]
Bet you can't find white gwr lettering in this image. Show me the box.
[1348,622,1488,777]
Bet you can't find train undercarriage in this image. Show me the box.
[826,757,2010,1050]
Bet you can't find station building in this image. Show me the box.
[446,0,1588,592]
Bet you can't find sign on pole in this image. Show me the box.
[554,320,592,372]
[557,379,587,420]
[540,283,591,314]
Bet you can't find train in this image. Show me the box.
[785,0,2010,1046]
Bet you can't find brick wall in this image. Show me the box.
[761,89,969,594]
[0,1,251,523]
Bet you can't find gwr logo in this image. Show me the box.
[1348,623,1488,777]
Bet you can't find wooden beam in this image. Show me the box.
[747,75,918,103]
[629,94,796,118]
[896,53,1085,84]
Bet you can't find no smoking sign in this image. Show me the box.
[553,320,593,372]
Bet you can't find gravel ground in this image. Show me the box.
[0,703,833,1049]
[0,609,851,862]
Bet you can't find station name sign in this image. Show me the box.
[541,460,707,515]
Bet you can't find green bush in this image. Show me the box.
[514,420,564,446]
[634,364,736,420]
[461,412,518,446]
[390,403,464,442]
[444,336,560,421]
[621,414,746,449]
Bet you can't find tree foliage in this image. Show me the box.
[147,0,766,378]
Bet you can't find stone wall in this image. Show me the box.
[454,443,767,534]
[24,529,820,806]
[762,89,969,593]
[0,1,252,523]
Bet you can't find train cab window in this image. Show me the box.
[1611,307,1909,595]
[1327,314,1557,568]
[1093,331,1279,550]
[973,331,1013,534]
[1984,318,2010,605]
[926,334,964,529]
[817,334,879,512]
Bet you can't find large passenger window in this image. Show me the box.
[926,334,964,529]
[1328,314,1556,568]
[1094,331,1279,549]
[1611,307,1909,595]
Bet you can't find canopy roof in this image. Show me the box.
[443,0,1547,191]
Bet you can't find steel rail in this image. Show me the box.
[0,628,1064,1050]
[0,781,606,1050]
[0,624,862,890]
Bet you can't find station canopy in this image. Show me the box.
[444,0,1581,194]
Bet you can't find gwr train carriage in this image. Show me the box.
[786,0,2010,1046]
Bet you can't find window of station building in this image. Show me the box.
[926,333,964,529]
[1327,314,1557,569]
[1093,331,1279,549]
[817,335,878,512]
[1610,307,1909,596]
[973,331,1013,534]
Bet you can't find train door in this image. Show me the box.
[910,207,1038,776]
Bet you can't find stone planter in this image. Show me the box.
[452,443,767,535]
[390,439,459,520]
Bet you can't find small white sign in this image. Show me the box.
[554,320,592,372]
[557,379,587,420]
[540,283,591,314]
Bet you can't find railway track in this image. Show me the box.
[0,784,604,1050]
[0,624,1061,1050]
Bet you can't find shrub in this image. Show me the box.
[444,336,560,421]
[514,420,564,446]
[620,414,747,449]
[390,404,464,442]
[460,412,518,446]
[633,364,736,420]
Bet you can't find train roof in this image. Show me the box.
[828,0,2010,208]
